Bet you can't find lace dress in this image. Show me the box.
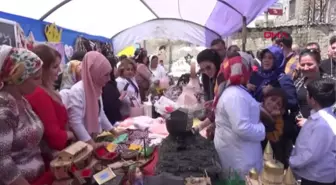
[0,91,45,185]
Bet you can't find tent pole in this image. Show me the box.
[241,16,247,52]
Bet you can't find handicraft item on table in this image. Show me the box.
[93,167,116,185]
[50,141,94,181]
[245,141,298,185]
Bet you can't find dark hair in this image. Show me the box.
[159,45,166,51]
[119,55,127,61]
[151,55,158,61]
[177,73,190,86]
[106,56,117,83]
[227,45,240,53]
[32,44,61,70]
[306,42,320,51]
[107,56,117,68]
[307,78,336,108]
[70,51,86,61]
[263,88,288,109]
[299,48,321,64]
[197,49,221,100]
[133,48,147,64]
[278,31,293,48]
[211,39,225,47]
[197,49,221,69]
[246,50,255,58]
[329,36,336,45]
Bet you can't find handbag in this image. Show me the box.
[129,96,144,117]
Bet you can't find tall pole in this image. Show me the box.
[242,16,247,52]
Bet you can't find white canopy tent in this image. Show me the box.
[0,0,277,52]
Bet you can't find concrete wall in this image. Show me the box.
[230,24,336,58]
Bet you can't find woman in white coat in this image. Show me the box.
[65,51,122,148]
[213,51,265,178]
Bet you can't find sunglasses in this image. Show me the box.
[300,48,320,55]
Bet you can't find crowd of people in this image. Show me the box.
[0,31,335,185]
[194,33,336,185]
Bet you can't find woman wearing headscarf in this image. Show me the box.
[0,45,53,185]
[67,51,123,147]
[149,55,166,82]
[213,51,265,178]
[248,46,297,106]
[194,51,254,139]
[60,60,82,90]
[134,48,151,101]
[248,46,298,168]
[54,51,85,90]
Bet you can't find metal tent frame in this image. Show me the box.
[38,0,248,50]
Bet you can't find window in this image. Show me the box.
[289,0,296,20]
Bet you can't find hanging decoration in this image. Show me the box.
[117,45,136,57]
[64,44,74,60]
[44,23,62,42]
[74,36,113,56]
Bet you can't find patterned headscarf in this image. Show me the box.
[212,51,252,108]
[60,60,82,90]
[0,45,43,87]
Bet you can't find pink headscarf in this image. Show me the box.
[82,51,112,134]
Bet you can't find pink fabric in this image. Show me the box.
[82,51,112,134]
[148,122,168,137]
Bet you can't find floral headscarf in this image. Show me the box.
[213,51,252,108]
[0,45,43,87]
[60,60,82,90]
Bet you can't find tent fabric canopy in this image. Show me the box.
[0,0,276,52]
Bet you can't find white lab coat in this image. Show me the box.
[214,86,265,177]
[60,81,113,142]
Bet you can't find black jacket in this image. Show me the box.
[102,80,122,124]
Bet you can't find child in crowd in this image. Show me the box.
[290,79,336,185]
[260,88,288,164]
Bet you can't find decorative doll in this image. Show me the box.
[126,165,144,185]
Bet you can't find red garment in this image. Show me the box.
[142,147,159,176]
[26,87,69,150]
[31,171,54,185]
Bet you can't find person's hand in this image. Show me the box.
[111,128,128,136]
[206,124,215,140]
[87,140,109,149]
[262,85,273,94]
[297,118,307,127]
[66,131,75,141]
[119,91,127,100]
[247,83,256,92]
[204,100,213,108]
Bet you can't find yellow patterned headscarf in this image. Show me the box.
[0,45,43,86]
[60,60,82,89]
